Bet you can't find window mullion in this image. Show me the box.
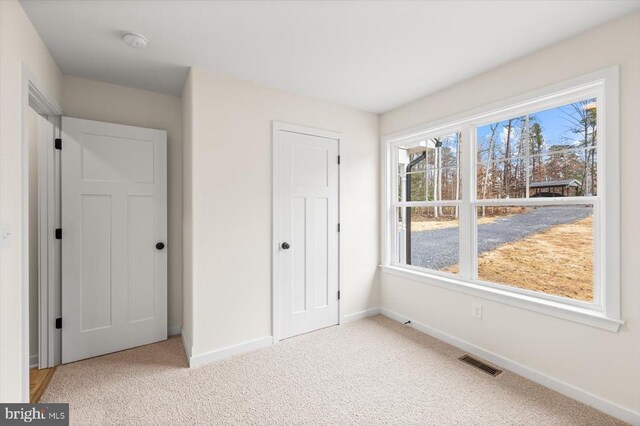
[459,125,474,279]
[592,198,601,308]
[392,146,400,264]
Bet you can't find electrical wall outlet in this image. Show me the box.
[472,303,482,319]
[0,224,11,249]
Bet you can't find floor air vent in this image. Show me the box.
[459,355,502,377]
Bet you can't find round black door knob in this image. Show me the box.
[281,242,290,250]
[156,242,165,250]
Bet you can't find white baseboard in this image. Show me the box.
[29,355,38,369]
[343,307,380,323]
[168,324,181,336]
[188,336,273,368]
[380,307,639,425]
[183,309,381,368]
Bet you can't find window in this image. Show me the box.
[394,132,461,272]
[382,68,621,331]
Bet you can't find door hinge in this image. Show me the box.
[337,223,340,232]
[54,138,62,150]
[337,155,341,165]
[55,228,62,240]
[337,290,341,300]
[55,318,62,329]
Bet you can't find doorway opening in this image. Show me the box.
[22,70,63,402]
[22,76,170,401]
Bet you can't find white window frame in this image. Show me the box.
[380,66,622,332]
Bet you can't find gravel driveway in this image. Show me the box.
[409,205,593,270]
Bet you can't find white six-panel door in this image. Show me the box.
[61,117,167,363]
[276,124,340,340]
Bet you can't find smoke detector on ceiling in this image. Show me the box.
[122,32,148,49]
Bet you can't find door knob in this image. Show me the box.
[156,242,165,250]
[281,242,290,250]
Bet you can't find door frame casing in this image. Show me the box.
[20,64,63,401]
[36,112,62,369]
[271,121,343,343]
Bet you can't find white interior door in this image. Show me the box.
[276,124,340,340]
[61,117,167,363]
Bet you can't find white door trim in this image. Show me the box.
[271,121,343,343]
[36,114,61,369]
[20,64,62,401]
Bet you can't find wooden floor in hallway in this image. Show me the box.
[30,366,56,403]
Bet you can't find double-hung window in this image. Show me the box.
[382,67,622,331]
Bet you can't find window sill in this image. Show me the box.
[379,265,624,332]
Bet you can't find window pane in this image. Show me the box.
[476,159,529,199]
[395,206,459,273]
[397,132,461,202]
[531,98,597,155]
[398,171,426,202]
[475,205,594,302]
[477,116,527,163]
[428,132,460,168]
[398,168,461,202]
[531,148,596,196]
[477,99,598,200]
[476,116,527,199]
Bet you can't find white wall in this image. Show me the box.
[61,75,183,334]
[183,68,379,358]
[380,12,640,418]
[0,0,63,401]
[181,71,194,352]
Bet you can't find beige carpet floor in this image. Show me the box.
[42,315,625,425]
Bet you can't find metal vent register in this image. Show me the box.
[459,355,502,377]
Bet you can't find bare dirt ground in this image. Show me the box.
[445,216,593,301]
[410,215,504,232]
